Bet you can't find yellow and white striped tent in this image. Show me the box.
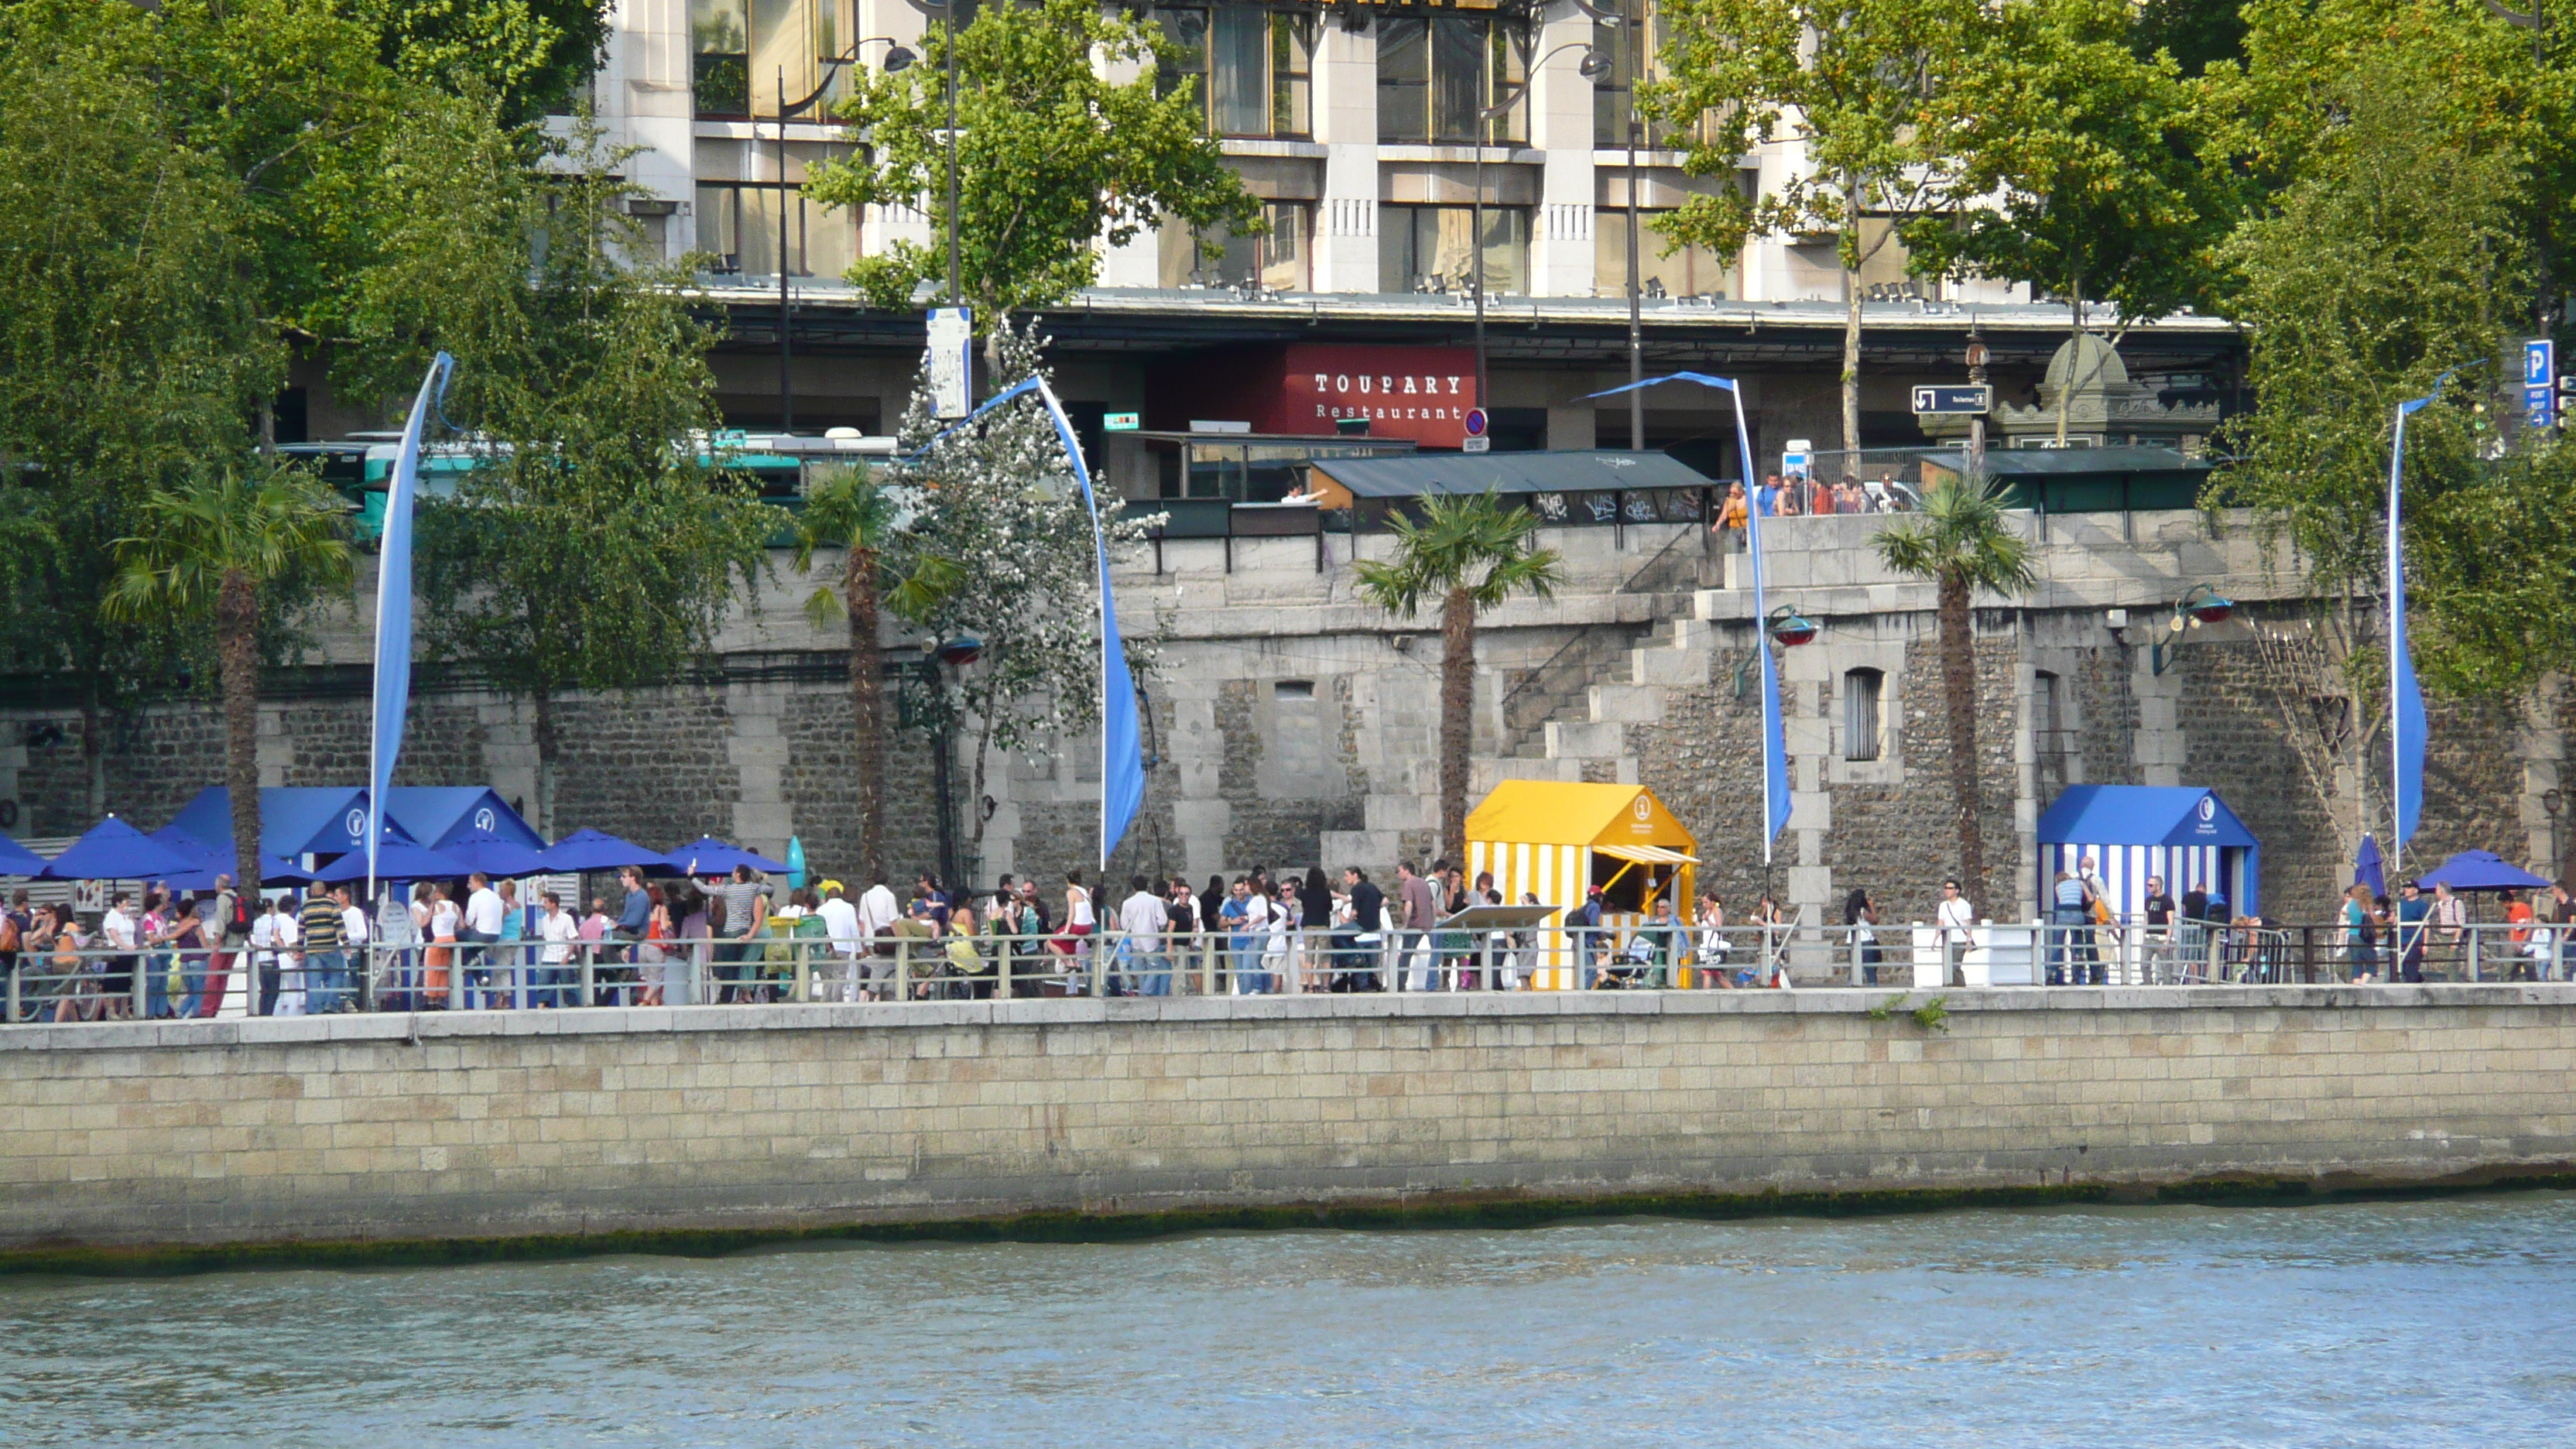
[1464,781,1698,988]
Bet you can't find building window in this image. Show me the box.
[694,183,859,277]
[1843,668,1884,762]
[1379,204,1527,294]
[694,0,851,118]
[1158,200,1310,291]
[1377,15,1526,145]
[1157,6,1312,138]
[1595,210,1735,300]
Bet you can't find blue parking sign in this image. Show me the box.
[2529,341,2557,429]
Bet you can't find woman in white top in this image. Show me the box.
[1262,883,1291,993]
[429,884,462,1006]
[272,904,305,1018]
[1055,868,1095,985]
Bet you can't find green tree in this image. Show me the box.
[2129,0,2249,76]
[0,0,279,817]
[352,0,611,122]
[806,0,1256,347]
[1354,493,1565,865]
[348,112,781,831]
[881,320,1153,872]
[1653,0,1981,456]
[1906,0,2224,442]
[791,467,905,882]
[1872,474,2036,903]
[2210,63,2526,612]
[102,468,356,897]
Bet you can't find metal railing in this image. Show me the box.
[5,920,2570,1023]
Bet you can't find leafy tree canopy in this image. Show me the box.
[346,111,780,822]
[352,0,611,122]
[1906,0,2228,337]
[806,0,1257,324]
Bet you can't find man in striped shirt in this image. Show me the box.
[297,889,348,1013]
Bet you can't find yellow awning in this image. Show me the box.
[1462,780,1697,851]
[1594,844,1697,866]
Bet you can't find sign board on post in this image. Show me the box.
[1103,412,1140,432]
[1911,385,1993,416]
[2525,338,2557,431]
[1781,437,1812,479]
[927,307,973,420]
[1461,437,1492,453]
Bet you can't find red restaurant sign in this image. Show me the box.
[1153,344,1482,448]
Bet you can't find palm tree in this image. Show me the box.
[1872,472,2036,903]
[791,466,902,882]
[1355,491,1565,863]
[104,465,355,896]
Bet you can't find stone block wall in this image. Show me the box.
[4,988,2573,1252]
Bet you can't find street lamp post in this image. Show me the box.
[1964,323,1989,478]
[772,39,916,432]
[1473,45,1611,423]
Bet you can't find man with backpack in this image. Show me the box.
[197,873,246,1019]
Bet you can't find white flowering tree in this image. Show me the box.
[884,320,1158,868]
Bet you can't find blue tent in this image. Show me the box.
[381,786,543,851]
[170,786,373,859]
[2034,785,2261,918]
[169,786,542,861]
[40,817,198,881]
[143,826,318,890]
[2414,849,2551,892]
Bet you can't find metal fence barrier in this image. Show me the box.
[3,919,2569,1023]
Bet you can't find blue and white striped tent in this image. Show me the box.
[2035,786,2260,918]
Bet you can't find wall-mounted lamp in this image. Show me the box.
[1732,607,1819,697]
[2149,584,2235,675]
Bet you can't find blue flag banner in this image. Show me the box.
[368,352,454,892]
[904,375,1146,868]
[2386,375,2451,860]
[1588,373,1790,860]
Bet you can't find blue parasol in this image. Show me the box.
[435,828,550,879]
[41,817,198,881]
[537,827,670,873]
[312,838,469,884]
[661,835,791,878]
[0,830,51,876]
[2413,849,2551,892]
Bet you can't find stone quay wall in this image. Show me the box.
[4,988,2574,1254]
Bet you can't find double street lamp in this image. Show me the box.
[1471,43,1614,420]
[769,36,919,431]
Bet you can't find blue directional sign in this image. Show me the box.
[1910,385,1992,416]
[2527,339,2557,430]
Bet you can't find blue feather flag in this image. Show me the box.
[1588,373,1790,859]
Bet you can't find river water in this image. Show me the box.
[8,1194,2576,1447]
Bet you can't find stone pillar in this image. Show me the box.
[1310,16,1378,293]
[725,681,792,857]
[1526,9,1595,299]
[2132,646,2184,788]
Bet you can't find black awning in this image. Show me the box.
[1310,449,1713,498]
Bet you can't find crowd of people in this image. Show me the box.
[1710,470,1917,545]
[6,849,2569,1020]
